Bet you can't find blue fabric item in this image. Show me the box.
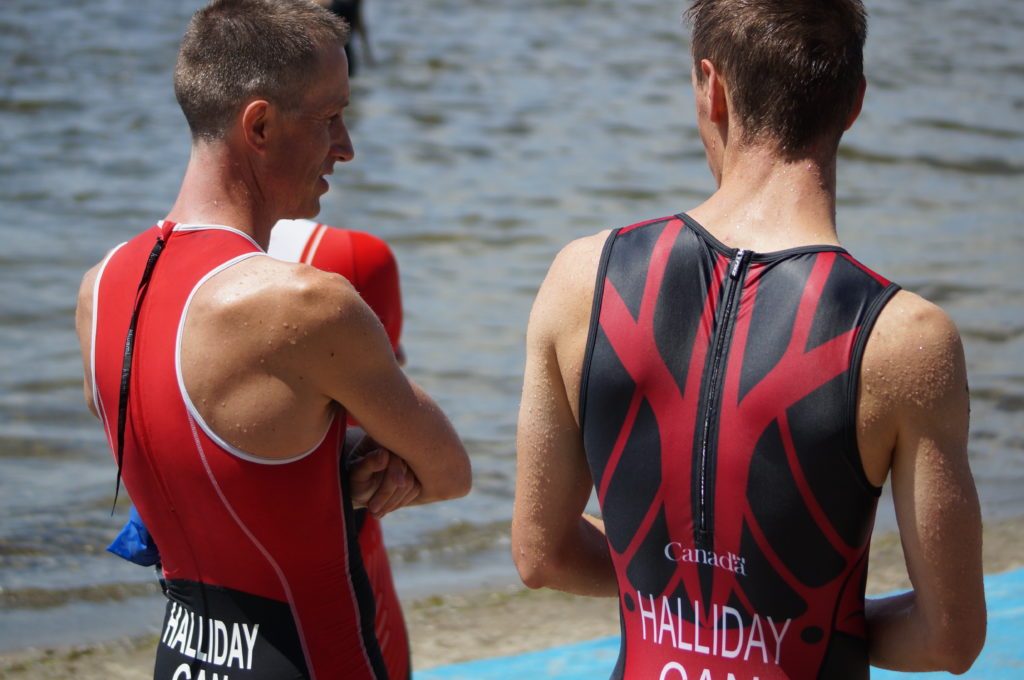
[106,505,160,566]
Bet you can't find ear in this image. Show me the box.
[701,59,729,125]
[239,99,272,152]
[844,75,867,131]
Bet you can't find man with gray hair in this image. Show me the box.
[75,1,470,678]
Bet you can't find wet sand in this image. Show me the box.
[3,518,1021,679]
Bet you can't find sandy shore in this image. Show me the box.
[3,517,1021,679]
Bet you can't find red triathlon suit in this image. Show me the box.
[91,222,387,679]
[269,219,409,680]
[579,214,900,680]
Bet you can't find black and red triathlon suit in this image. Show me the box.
[580,214,899,680]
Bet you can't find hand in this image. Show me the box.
[348,444,421,518]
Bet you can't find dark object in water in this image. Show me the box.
[328,0,373,76]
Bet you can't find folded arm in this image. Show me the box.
[346,429,421,517]
[303,270,471,505]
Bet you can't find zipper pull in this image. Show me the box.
[729,248,751,279]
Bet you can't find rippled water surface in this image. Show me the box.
[1,0,1022,650]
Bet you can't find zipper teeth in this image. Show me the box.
[696,249,749,548]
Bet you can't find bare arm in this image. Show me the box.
[75,264,101,419]
[862,292,985,673]
[511,235,618,597]
[305,271,471,505]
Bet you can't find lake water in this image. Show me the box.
[1,0,1022,652]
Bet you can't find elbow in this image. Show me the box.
[441,471,472,501]
[928,615,986,674]
[512,546,553,590]
[940,634,985,675]
[446,444,473,499]
[518,569,548,591]
[510,533,571,591]
[513,559,543,590]
[428,455,472,502]
[930,644,982,675]
[448,455,473,499]
[510,529,548,590]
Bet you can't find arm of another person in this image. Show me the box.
[75,264,101,418]
[302,269,470,505]
[511,235,618,597]
[863,292,986,673]
[348,230,404,363]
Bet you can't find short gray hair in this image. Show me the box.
[174,0,349,142]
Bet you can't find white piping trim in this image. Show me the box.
[174,252,334,465]
[304,223,328,265]
[334,439,377,678]
[186,413,318,679]
[91,242,127,446]
[168,222,266,253]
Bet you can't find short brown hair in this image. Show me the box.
[174,0,349,142]
[686,0,867,156]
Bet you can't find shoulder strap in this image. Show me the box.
[112,223,175,511]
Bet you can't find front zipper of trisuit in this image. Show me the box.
[695,248,753,551]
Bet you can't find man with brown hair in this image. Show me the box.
[75,1,470,678]
[512,1,985,678]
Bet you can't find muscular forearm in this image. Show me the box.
[349,379,471,505]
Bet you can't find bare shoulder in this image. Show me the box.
[524,231,612,418]
[863,289,966,410]
[531,231,611,330]
[546,231,611,287]
[198,255,368,329]
[858,289,968,483]
[184,255,383,379]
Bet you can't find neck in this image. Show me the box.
[165,142,275,249]
[688,142,842,253]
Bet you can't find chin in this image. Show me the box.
[300,197,323,219]
[279,205,319,223]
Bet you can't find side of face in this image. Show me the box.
[263,43,354,220]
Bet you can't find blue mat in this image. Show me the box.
[417,568,1024,679]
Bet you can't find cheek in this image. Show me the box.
[308,130,333,161]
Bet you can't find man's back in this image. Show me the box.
[579,214,897,679]
[89,223,386,678]
[77,2,470,677]
[80,219,469,680]
[514,1,983,673]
